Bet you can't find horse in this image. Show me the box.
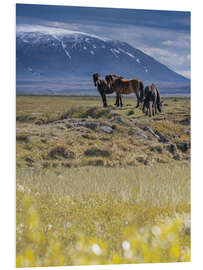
[92,73,123,107]
[105,74,144,107]
[110,74,124,107]
[142,84,162,117]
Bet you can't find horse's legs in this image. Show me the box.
[149,102,152,117]
[99,89,107,107]
[155,97,158,114]
[114,95,118,106]
[119,95,123,107]
[103,94,107,107]
[143,99,147,113]
[115,93,120,107]
[155,103,157,114]
[152,102,155,116]
[135,92,140,108]
[145,101,149,115]
[101,93,107,107]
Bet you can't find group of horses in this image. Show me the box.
[93,72,162,117]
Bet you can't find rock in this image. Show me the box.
[84,122,100,130]
[66,123,74,128]
[56,124,66,130]
[133,127,148,139]
[156,158,167,163]
[155,130,170,143]
[127,110,134,116]
[144,126,159,139]
[129,127,148,139]
[175,118,190,125]
[184,130,190,136]
[173,154,182,161]
[99,125,113,134]
[25,157,34,164]
[167,143,177,154]
[112,116,128,124]
[150,145,163,153]
[66,120,100,130]
[176,142,190,152]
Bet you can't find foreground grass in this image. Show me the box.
[16,164,190,267]
[16,95,190,266]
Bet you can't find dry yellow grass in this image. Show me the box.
[16,95,190,266]
[16,164,190,267]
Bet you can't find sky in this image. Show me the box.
[16,4,191,78]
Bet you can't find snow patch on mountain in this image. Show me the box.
[53,35,71,60]
[17,25,108,42]
[118,48,135,58]
[61,41,71,59]
[110,48,119,58]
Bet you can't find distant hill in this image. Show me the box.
[16,27,190,95]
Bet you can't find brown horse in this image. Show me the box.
[142,84,162,117]
[105,74,144,107]
[92,73,123,107]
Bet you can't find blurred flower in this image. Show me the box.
[92,244,102,256]
[122,241,131,251]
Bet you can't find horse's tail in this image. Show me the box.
[156,89,162,112]
[139,81,144,102]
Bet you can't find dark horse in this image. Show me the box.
[105,74,144,107]
[142,84,162,117]
[92,73,123,107]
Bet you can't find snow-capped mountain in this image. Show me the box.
[16,26,190,94]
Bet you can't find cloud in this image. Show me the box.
[175,70,190,79]
[162,35,190,48]
[140,46,190,73]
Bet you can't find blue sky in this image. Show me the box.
[16,4,190,78]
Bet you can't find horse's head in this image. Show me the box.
[105,74,114,88]
[144,86,150,97]
[105,74,113,82]
[93,72,99,86]
[105,74,113,88]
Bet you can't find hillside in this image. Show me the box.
[16,27,190,95]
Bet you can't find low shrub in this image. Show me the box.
[84,147,111,158]
[48,145,75,159]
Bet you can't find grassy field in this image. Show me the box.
[16,95,190,267]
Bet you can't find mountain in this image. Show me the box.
[16,27,190,94]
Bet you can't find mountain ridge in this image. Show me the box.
[16,26,190,94]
